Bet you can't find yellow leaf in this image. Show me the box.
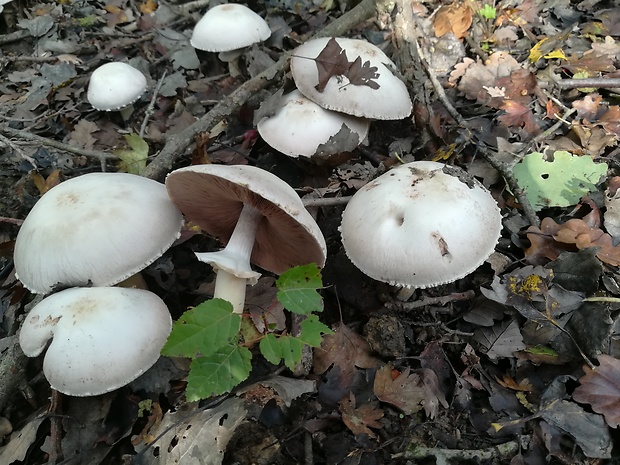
[114,133,149,174]
[139,0,158,14]
[544,49,566,60]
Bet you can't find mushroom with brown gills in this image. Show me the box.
[165,164,327,314]
[340,161,502,289]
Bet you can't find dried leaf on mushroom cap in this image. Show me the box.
[290,37,413,120]
[190,4,271,52]
[19,287,172,396]
[165,164,326,274]
[87,62,147,111]
[14,173,184,294]
[257,89,369,158]
[340,161,502,288]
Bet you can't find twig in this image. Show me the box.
[556,78,620,89]
[0,133,38,168]
[140,71,167,138]
[0,29,30,45]
[140,0,383,180]
[48,389,64,463]
[523,107,576,153]
[386,290,476,310]
[0,126,116,170]
[301,196,352,207]
[0,217,24,226]
[393,437,527,464]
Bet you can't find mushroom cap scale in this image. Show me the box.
[165,164,326,274]
[340,161,502,288]
[257,89,370,158]
[190,4,271,52]
[14,173,184,294]
[87,62,147,111]
[19,287,172,396]
[290,37,413,120]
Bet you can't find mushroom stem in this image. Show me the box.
[195,204,263,314]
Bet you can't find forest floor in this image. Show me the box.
[1,0,620,464]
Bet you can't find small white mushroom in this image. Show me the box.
[14,173,184,294]
[257,89,370,159]
[19,287,172,396]
[191,4,270,53]
[87,62,147,118]
[290,37,412,120]
[340,161,502,288]
[165,164,326,314]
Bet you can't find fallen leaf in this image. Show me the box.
[114,133,149,174]
[339,392,384,438]
[374,365,448,418]
[473,318,525,360]
[573,354,620,428]
[433,2,472,39]
[312,37,380,92]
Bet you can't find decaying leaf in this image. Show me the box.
[114,133,149,174]
[473,318,525,360]
[573,354,620,428]
[432,2,472,39]
[373,365,448,418]
[512,151,608,211]
[312,37,380,92]
[339,392,384,438]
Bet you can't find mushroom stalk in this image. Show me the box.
[195,204,263,314]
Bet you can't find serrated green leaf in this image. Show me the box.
[513,151,607,211]
[114,133,148,174]
[161,299,240,358]
[259,315,332,369]
[479,4,496,19]
[298,314,333,346]
[276,263,323,314]
[259,334,303,370]
[186,344,252,400]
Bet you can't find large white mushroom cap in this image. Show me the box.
[14,173,184,294]
[190,4,271,52]
[340,161,502,288]
[290,37,413,120]
[257,89,370,158]
[87,62,147,111]
[19,287,172,396]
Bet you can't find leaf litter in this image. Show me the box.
[3,0,620,463]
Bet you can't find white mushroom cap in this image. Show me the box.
[87,62,147,111]
[290,37,412,120]
[190,4,271,52]
[19,287,172,396]
[14,173,184,294]
[257,89,370,158]
[166,164,326,273]
[340,161,502,288]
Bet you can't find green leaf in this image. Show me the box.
[276,263,323,314]
[161,299,240,358]
[479,4,496,20]
[114,133,148,174]
[259,334,303,370]
[259,315,332,370]
[512,151,608,211]
[298,314,333,346]
[186,344,252,400]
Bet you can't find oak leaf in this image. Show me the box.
[339,392,384,438]
[374,365,448,418]
[573,354,620,428]
[432,3,472,39]
[312,37,380,92]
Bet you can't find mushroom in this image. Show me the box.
[14,172,184,294]
[290,37,412,120]
[19,287,172,396]
[165,164,326,313]
[190,4,271,76]
[340,161,502,288]
[87,62,147,119]
[256,89,370,159]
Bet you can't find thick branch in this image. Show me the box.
[140,0,383,180]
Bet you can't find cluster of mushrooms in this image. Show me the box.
[14,3,504,398]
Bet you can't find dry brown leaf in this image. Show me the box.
[498,100,539,134]
[373,365,448,418]
[433,3,472,39]
[68,119,98,150]
[572,94,603,120]
[31,169,61,196]
[573,355,620,428]
[457,52,520,102]
[313,323,381,375]
[339,392,384,438]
